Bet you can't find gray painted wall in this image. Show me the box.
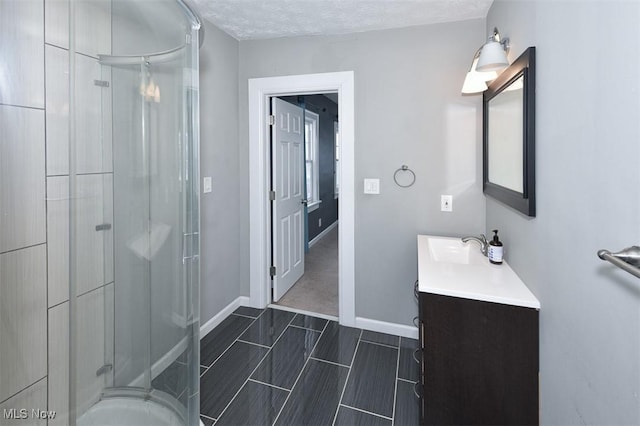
[199,21,241,325]
[238,20,487,326]
[486,1,640,424]
[280,94,339,241]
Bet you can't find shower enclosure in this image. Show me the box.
[68,1,202,424]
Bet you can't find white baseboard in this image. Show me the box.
[129,336,189,387]
[129,296,251,387]
[199,296,251,339]
[308,220,338,248]
[355,316,418,339]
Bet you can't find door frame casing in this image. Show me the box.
[248,71,355,327]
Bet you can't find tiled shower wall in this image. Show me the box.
[0,1,112,424]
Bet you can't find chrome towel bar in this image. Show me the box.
[597,246,640,279]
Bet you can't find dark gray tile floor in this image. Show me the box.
[200,307,420,425]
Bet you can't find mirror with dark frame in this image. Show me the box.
[483,46,536,217]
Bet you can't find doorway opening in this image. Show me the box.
[248,71,355,327]
[270,94,340,317]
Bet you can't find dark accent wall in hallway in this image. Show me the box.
[280,94,338,242]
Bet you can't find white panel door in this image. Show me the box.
[272,98,305,301]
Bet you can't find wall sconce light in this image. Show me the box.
[477,27,510,72]
[461,49,498,94]
[461,27,510,94]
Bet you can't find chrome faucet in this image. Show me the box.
[461,234,488,256]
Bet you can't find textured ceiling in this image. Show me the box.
[191,0,494,40]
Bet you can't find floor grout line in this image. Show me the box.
[359,339,401,350]
[331,328,363,426]
[254,308,267,320]
[200,413,216,422]
[248,378,292,393]
[391,332,402,425]
[176,386,188,405]
[200,365,211,378]
[309,356,351,369]
[289,323,326,333]
[271,318,329,425]
[340,403,395,421]
[348,329,364,369]
[237,339,272,349]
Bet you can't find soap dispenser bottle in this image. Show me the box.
[488,229,503,265]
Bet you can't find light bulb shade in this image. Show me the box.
[477,41,509,72]
[461,71,488,94]
[461,58,496,94]
[473,58,498,82]
[480,70,498,81]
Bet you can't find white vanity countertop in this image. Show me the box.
[417,235,540,309]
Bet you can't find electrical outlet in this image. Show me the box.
[441,195,453,212]
[318,218,322,227]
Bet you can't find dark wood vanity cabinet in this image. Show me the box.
[418,292,539,425]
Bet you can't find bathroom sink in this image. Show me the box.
[425,235,486,265]
[417,234,540,309]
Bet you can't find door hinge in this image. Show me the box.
[269,115,275,126]
[269,266,276,278]
[269,190,276,201]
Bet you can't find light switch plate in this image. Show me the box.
[441,195,452,212]
[364,178,380,194]
[203,177,212,193]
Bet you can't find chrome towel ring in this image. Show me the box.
[393,165,416,188]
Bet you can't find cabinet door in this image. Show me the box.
[420,292,539,426]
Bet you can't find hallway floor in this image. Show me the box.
[199,307,420,425]
[275,225,339,317]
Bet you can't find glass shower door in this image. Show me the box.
[69,1,201,425]
[108,49,198,397]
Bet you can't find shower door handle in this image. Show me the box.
[95,223,112,231]
[96,364,112,377]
